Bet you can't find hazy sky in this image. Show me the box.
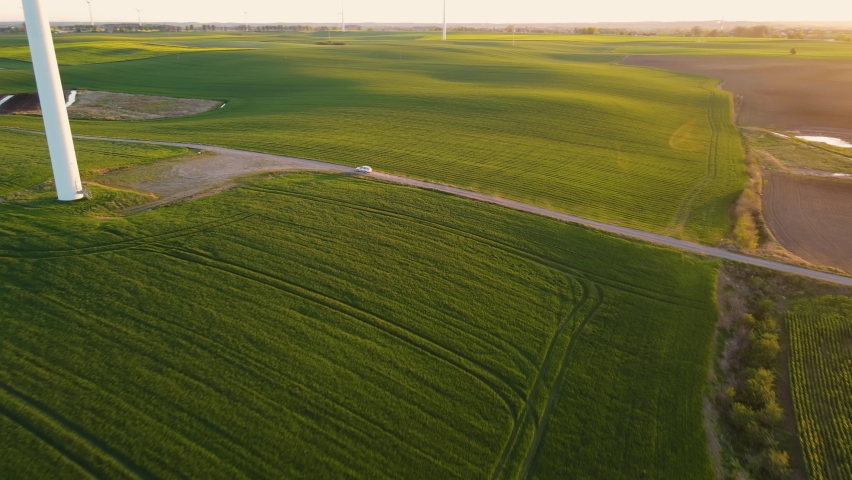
[1,0,850,24]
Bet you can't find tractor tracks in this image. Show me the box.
[0,213,255,260]
[244,185,612,479]
[664,81,722,235]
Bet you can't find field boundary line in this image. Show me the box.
[2,127,849,286]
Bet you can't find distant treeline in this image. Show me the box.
[1,23,849,39]
[688,25,852,40]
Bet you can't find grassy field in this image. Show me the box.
[0,156,720,478]
[0,32,746,243]
[788,296,852,480]
[0,40,244,65]
[745,129,852,174]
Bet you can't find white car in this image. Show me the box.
[355,166,373,174]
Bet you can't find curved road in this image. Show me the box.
[11,128,852,287]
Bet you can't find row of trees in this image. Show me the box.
[717,299,792,479]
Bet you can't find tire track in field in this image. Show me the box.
[95,246,468,473]
[489,279,593,480]
[153,245,524,420]
[0,213,255,260]
[245,186,622,479]
[247,186,707,310]
[517,284,605,480]
[39,289,441,480]
[0,382,149,479]
[145,211,606,475]
[0,402,98,479]
[664,81,721,235]
[3,341,259,479]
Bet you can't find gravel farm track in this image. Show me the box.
[7,127,849,287]
[764,172,852,274]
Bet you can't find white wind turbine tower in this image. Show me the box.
[340,1,345,33]
[244,11,249,32]
[136,8,144,28]
[21,0,84,201]
[442,0,447,41]
[85,0,94,28]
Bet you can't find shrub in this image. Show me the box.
[757,399,784,428]
[761,449,792,479]
[743,368,776,408]
[731,402,757,429]
[750,332,780,368]
[735,215,759,250]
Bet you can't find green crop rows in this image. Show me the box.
[0,40,244,65]
[0,32,747,243]
[788,296,852,480]
[0,156,719,478]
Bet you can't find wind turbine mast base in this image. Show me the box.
[21,0,84,201]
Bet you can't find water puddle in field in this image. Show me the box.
[795,135,852,148]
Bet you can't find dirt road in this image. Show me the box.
[7,128,852,287]
[80,138,351,211]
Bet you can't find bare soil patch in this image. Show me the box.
[622,56,852,141]
[93,145,350,212]
[763,173,852,273]
[69,91,222,120]
[0,90,222,120]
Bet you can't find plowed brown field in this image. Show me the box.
[623,56,852,140]
[764,173,852,273]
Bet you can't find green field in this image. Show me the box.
[0,157,720,478]
[0,32,748,243]
[0,40,243,65]
[788,296,852,480]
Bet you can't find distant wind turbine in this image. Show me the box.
[244,11,249,32]
[442,0,447,41]
[85,0,94,27]
[136,8,143,28]
[340,1,345,33]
